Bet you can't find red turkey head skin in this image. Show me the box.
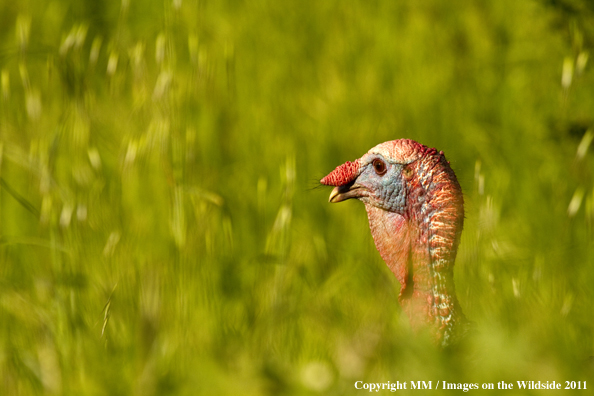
[321,139,466,347]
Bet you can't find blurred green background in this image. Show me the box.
[0,0,593,394]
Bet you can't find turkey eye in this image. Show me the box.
[372,159,387,175]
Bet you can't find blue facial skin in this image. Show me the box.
[355,154,407,214]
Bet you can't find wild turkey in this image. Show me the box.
[321,139,468,347]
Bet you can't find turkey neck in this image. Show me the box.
[365,155,466,346]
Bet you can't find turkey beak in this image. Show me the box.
[321,159,363,203]
[328,183,363,203]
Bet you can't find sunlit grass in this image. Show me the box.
[0,0,593,395]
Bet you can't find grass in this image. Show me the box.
[0,0,593,394]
